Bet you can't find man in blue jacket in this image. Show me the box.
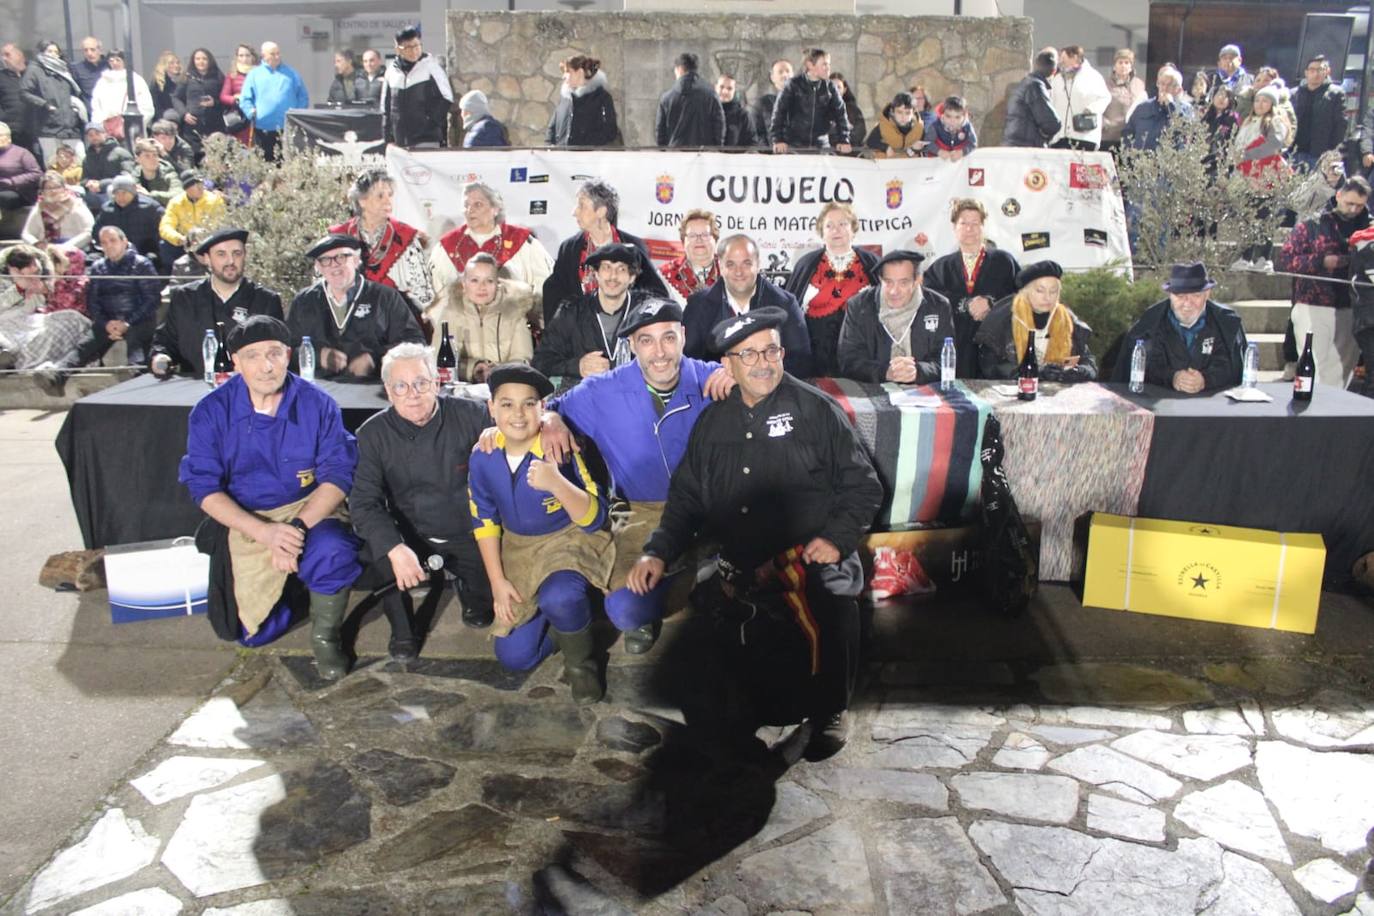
[83,225,160,364]
[239,41,309,161]
[537,298,735,653]
[684,233,813,377]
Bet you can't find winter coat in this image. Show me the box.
[1049,62,1112,147]
[380,54,452,147]
[546,70,619,148]
[150,75,181,122]
[722,98,756,148]
[770,73,850,148]
[174,67,227,135]
[1279,206,1372,308]
[682,277,814,378]
[1112,299,1246,391]
[93,193,165,259]
[748,92,778,148]
[0,144,41,204]
[836,286,954,384]
[1102,74,1146,144]
[833,96,865,150]
[1003,72,1060,147]
[973,296,1097,380]
[21,56,83,139]
[428,279,536,378]
[1123,95,1194,151]
[80,138,136,190]
[1291,80,1348,159]
[90,68,154,128]
[0,68,35,146]
[328,72,367,105]
[655,71,725,148]
[135,160,183,208]
[238,62,308,133]
[462,115,508,148]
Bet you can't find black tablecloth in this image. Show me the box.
[1122,382,1374,586]
[55,376,390,549]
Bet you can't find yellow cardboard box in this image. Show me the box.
[1082,514,1324,633]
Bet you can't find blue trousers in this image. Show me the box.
[493,570,591,671]
[297,518,363,596]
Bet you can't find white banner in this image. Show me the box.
[386,147,1130,281]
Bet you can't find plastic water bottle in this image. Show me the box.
[939,337,956,391]
[1241,342,1259,389]
[1129,339,1147,393]
[201,329,216,386]
[298,336,315,382]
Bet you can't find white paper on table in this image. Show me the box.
[888,390,943,408]
[1224,386,1273,402]
[989,384,1022,398]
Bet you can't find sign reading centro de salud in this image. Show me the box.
[385,147,1132,280]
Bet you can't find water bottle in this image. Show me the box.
[299,335,316,382]
[1129,338,1147,393]
[201,329,216,386]
[1241,341,1259,389]
[939,337,956,391]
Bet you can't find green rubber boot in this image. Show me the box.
[550,624,604,706]
[309,590,350,681]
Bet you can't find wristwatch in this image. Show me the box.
[288,518,310,536]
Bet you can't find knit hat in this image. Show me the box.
[108,175,137,194]
[459,89,491,119]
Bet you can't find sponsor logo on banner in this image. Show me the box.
[529,174,550,184]
[510,167,527,182]
[1024,168,1049,192]
[1069,162,1110,190]
[968,167,985,186]
[572,174,595,181]
[886,179,903,209]
[529,200,547,215]
[913,232,930,248]
[1002,198,1021,218]
[655,174,675,205]
[1021,231,1051,251]
[1083,228,1108,248]
[402,165,432,185]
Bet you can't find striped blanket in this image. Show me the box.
[814,378,992,531]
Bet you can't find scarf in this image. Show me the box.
[577,227,622,293]
[807,249,867,318]
[1011,293,1074,365]
[879,290,923,359]
[662,255,718,301]
[37,55,82,95]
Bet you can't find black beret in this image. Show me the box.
[873,249,925,273]
[618,298,684,338]
[712,306,789,354]
[195,227,249,256]
[583,242,642,272]
[1015,260,1064,288]
[226,315,291,355]
[305,233,365,260]
[487,363,554,400]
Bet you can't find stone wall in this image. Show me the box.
[446,12,1033,149]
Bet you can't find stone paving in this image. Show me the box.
[7,609,1374,915]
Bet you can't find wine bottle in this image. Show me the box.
[213,322,232,387]
[1017,332,1039,401]
[1293,332,1315,402]
[436,320,456,387]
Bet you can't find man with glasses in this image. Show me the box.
[150,228,283,378]
[683,233,812,377]
[180,315,363,680]
[286,234,424,380]
[837,249,954,383]
[379,24,452,148]
[351,342,496,661]
[629,307,881,759]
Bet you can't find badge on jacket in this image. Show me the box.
[297,468,315,488]
[767,412,793,437]
[231,306,248,323]
[1201,337,1215,355]
[923,314,940,332]
[356,302,372,319]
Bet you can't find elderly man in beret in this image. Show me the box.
[179,314,363,680]
[1113,261,1247,393]
[836,249,955,383]
[287,233,424,380]
[533,241,656,382]
[630,306,882,759]
[150,227,284,378]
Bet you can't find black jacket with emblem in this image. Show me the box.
[150,277,284,376]
[836,285,955,384]
[683,277,814,378]
[286,277,425,378]
[1110,298,1246,390]
[351,397,491,556]
[922,247,1021,377]
[974,296,1097,380]
[644,372,882,571]
[532,288,653,381]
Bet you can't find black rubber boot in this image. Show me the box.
[309,590,350,681]
[550,624,604,706]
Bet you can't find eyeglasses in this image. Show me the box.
[684,231,715,241]
[388,378,434,396]
[726,345,784,366]
[316,253,355,267]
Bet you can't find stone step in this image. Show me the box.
[1218,269,1293,302]
[1248,332,1288,371]
[1230,299,1292,335]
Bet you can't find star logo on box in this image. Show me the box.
[655,174,675,205]
[967,167,985,186]
[885,179,904,209]
[1069,162,1110,190]
[1177,562,1222,595]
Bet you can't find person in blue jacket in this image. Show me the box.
[178,315,362,680]
[238,41,309,161]
[537,298,736,653]
[469,363,614,704]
